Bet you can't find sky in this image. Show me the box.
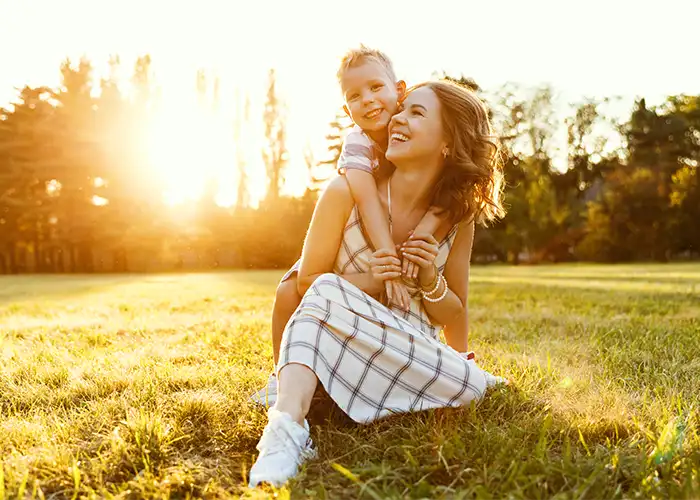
[0,0,698,201]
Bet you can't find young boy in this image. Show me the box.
[251,46,445,407]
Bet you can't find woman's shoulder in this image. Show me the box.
[325,175,353,199]
[319,176,355,215]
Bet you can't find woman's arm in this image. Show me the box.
[296,177,398,297]
[425,220,474,351]
[402,220,474,352]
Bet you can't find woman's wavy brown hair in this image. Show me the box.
[412,80,505,225]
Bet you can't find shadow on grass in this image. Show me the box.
[286,385,694,499]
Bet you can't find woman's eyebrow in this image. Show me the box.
[410,103,428,112]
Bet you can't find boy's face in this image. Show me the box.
[341,61,405,134]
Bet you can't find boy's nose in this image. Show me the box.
[361,91,374,105]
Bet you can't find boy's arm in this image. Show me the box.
[345,172,410,310]
[344,170,395,254]
[338,128,409,309]
[337,127,396,256]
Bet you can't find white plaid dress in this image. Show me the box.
[278,207,488,423]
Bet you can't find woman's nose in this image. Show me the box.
[390,112,407,126]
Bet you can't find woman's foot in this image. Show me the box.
[249,373,278,408]
[248,408,316,487]
[483,370,509,387]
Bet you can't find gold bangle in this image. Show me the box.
[420,265,439,293]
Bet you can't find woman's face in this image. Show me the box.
[385,86,447,166]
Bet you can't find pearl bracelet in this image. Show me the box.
[422,274,449,303]
[421,271,441,296]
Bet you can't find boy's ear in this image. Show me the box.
[343,104,351,118]
[396,80,407,97]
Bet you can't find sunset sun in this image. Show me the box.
[146,109,237,207]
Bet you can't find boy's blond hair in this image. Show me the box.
[337,45,397,83]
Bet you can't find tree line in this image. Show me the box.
[0,57,697,273]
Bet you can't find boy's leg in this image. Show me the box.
[272,277,302,365]
[250,276,302,408]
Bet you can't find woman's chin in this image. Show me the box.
[386,147,406,164]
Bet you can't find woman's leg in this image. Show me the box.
[272,278,302,365]
[275,363,318,426]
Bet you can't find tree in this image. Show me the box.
[577,168,669,262]
[319,110,353,168]
[0,86,60,272]
[234,91,251,210]
[262,69,287,202]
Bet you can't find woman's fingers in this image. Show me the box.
[403,239,438,256]
[373,261,402,272]
[411,261,420,279]
[373,248,400,259]
[372,253,401,266]
[409,232,439,246]
[402,256,410,276]
[402,252,432,268]
[402,246,435,263]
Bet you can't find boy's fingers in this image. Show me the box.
[397,282,406,308]
[401,286,411,310]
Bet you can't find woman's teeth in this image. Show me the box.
[365,109,382,118]
[391,133,409,142]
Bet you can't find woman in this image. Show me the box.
[249,80,506,487]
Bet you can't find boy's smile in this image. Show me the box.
[341,60,403,139]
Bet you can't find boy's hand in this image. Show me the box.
[386,279,410,311]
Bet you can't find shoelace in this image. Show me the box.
[258,419,306,463]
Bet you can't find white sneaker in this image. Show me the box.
[249,373,278,408]
[483,369,509,387]
[248,408,316,488]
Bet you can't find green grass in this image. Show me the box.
[0,264,698,499]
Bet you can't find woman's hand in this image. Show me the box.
[401,232,439,287]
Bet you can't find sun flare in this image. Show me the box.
[146,109,238,207]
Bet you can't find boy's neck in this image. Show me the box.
[366,129,388,151]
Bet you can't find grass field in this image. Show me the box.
[1,264,699,499]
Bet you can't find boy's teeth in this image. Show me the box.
[366,109,382,118]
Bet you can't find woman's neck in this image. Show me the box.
[389,159,442,213]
